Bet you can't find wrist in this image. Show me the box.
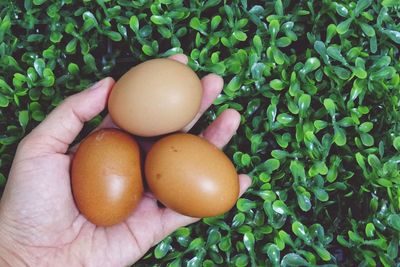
[0,242,28,267]
[0,220,29,267]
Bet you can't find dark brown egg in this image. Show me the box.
[71,129,143,226]
[145,133,239,217]
[107,58,202,137]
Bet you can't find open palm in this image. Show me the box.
[0,55,250,267]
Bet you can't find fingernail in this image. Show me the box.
[88,79,105,91]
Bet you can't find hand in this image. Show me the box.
[0,55,251,267]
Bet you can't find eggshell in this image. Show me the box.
[108,58,203,137]
[145,133,239,217]
[71,129,143,226]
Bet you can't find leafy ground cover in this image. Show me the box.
[0,0,400,266]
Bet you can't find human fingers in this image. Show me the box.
[20,78,115,156]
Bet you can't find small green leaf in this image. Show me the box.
[207,228,221,246]
[323,98,336,116]
[281,253,309,267]
[274,0,283,16]
[270,79,284,90]
[334,126,347,146]
[33,0,46,5]
[243,232,255,253]
[360,133,374,146]
[272,200,289,215]
[298,94,311,116]
[292,221,307,239]
[276,37,291,47]
[297,192,311,212]
[335,3,348,17]
[0,93,9,107]
[313,245,331,261]
[269,20,280,39]
[18,110,29,130]
[105,31,122,42]
[355,0,372,16]
[365,223,375,238]
[301,57,320,74]
[150,15,170,25]
[382,29,400,44]
[253,35,263,55]
[271,47,285,65]
[327,46,347,64]
[241,153,251,166]
[264,159,280,172]
[233,31,247,41]
[393,137,400,151]
[237,198,256,212]
[234,254,249,267]
[225,76,241,94]
[129,15,139,32]
[142,44,154,56]
[267,244,280,265]
[337,18,352,35]
[219,236,231,252]
[359,122,373,133]
[360,23,375,37]
[314,188,329,202]
[33,58,45,77]
[42,68,55,87]
[387,214,400,231]
[83,53,97,71]
[154,237,171,259]
[277,113,294,124]
[314,120,328,130]
[68,63,79,75]
[0,173,6,187]
[211,15,221,30]
[382,0,400,7]
[314,41,329,64]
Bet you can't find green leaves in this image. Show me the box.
[0,15,11,43]
[18,110,29,131]
[337,18,352,35]
[232,31,247,42]
[129,15,139,32]
[354,0,372,16]
[301,57,320,74]
[0,92,9,107]
[33,58,45,77]
[281,253,310,267]
[154,237,172,259]
[151,15,171,25]
[323,98,336,117]
[393,137,400,151]
[269,79,284,91]
[298,94,311,117]
[359,122,373,133]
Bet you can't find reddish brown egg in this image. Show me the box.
[145,133,239,217]
[107,58,203,137]
[71,129,143,226]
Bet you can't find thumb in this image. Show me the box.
[21,77,115,155]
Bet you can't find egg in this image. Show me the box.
[108,58,203,137]
[145,133,239,217]
[71,129,143,226]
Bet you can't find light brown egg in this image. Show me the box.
[145,133,239,217]
[108,58,203,137]
[71,129,143,226]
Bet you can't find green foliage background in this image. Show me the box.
[1,0,400,266]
